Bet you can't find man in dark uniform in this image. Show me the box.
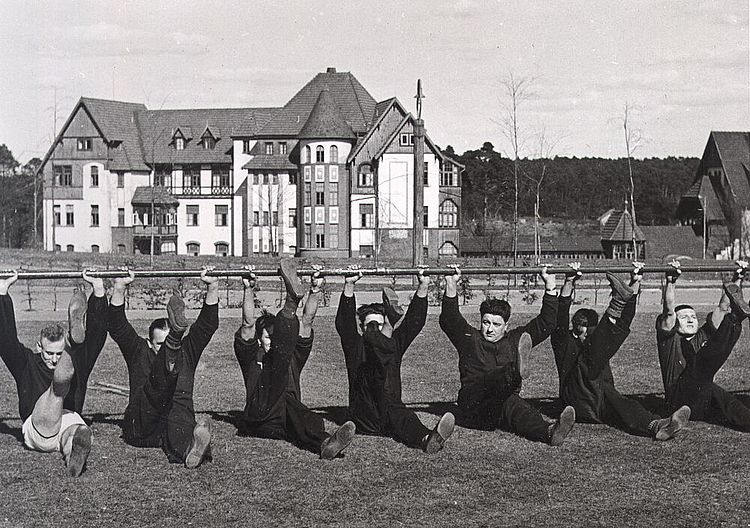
[108,267,218,468]
[440,265,575,446]
[336,266,455,453]
[656,260,750,432]
[234,261,355,459]
[552,262,690,439]
[0,269,108,476]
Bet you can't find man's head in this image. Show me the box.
[36,324,67,369]
[357,303,386,333]
[479,299,511,343]
[572,308,599,342]
[255,311,275,352]
[148,318,170,353]
[674,304,699,336]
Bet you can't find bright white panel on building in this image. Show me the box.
[315,166,325,182]
[314,207,324,224]
[329,206,339,224]
[304,166,311,182]
[304,207,312,224]
[329,165,339,182]
[382,161,409,226]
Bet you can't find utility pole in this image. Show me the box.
[412,79,425,272]
[51,86,57,252]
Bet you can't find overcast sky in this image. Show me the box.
[0,0,747,163]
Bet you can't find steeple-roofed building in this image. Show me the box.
[37,68,462,258]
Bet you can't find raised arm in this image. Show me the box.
[659,260,680,331]
[336,267,363,348]
[440,265,473,345]
[710,260,747,329]
[107,270,142,358]
[238,266,257,343]
[393,268,429,352]
[0,271,27,378]
[182,266,220,366]
[521,266,559,346]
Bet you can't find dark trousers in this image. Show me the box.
[672,313,750,431]
[585,309,631,380]
[381,402,430,448]
[123,339,196,463]
[599,383,656,436]
[248,394,329,454]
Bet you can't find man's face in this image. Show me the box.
[676,308,699,336]
[260,327,273,353]
[149,327,169,353]
[362,313,385,333]
[38,337,66,370]
[481,313,508,343]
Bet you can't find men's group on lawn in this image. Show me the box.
[2,258,750,477]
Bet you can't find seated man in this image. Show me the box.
[234,261,355,459]
[0,269,108,476]
[440,265,575,446]
[552,262,690,440]
[656,260,750,432]
[108,267,219,468]
[336,267,455,454]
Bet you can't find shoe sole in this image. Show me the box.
[67,291,87,345]
[517,332,533,379]
[655,405,691,441]
[279,259,306,300]
[185,420,211,469]
[723,283,750,317]
[550,406,576,446]
[424,412,455,454]
[68,426,92,477]
[606,272,634,301]
[321,421,356,460]
[167,295,189,333]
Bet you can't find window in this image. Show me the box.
[252,174,260,185]
[272,211,278,226]
[90,166,99,187]
[91,244,99,253]
[91,205,99,227]
[289,208,297,228]
[358,165,373,187]
[304,145,311,164]
[155,168,172,187]
[304,225,312,247]
[65,205,74,226]
[330,145,338,163]
[315,183,325,206]
[265,142,274,155]
[316,146,324,163]
[262,211,269,226]
[304,183,312,206]
[211,166,230,193]
[77,138,92,151]
[262,174,269,185]
[54,165,72,186]
[288,173,298,185]
[399,133,414,146]
[215,205,228,227]
[439,241,458,257]
[174,137,185,150]
[252,211,259,225]
[329,182,338,206]
[315,233,325,248]
[186,242,200,256]
[117,173,124,188]
[117,244,126,254]
[66,244,74,252]
[183,166,201,191]
[161,241,176,254]
[118,208,125,226]
[53,205,61,226]
[328,224,338,248]
[215,242,229,257]
[360,203,373,228]
[360,244,374,257]
[423,162,429,185]
[439,200,458,228]
[279,142,287,155]
[441,163,455,186]
[186,205,199,226]
[270,174,278,185]
[423,205,429,228]
[202,136,216,150]
[242,139,251,154]
[54,244,61,251]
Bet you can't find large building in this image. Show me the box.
[37,68,462,259]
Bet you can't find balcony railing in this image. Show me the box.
[168,185,233,196]
[133,225,178,236]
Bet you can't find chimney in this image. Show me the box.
[326,67,337,73]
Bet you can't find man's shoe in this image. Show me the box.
[548,406,576,446]
[654,405,691,441]
[167,294,189,334]
[517,332,533,379]
[423,412,455,454]
[67,425,92,477]
[605,273,635,320]
[279,258,306,302]
[67,290,87,345]
[185,418,211,469]
[382,287,404,327]
[320,421,356,460]
[723,283,750,320]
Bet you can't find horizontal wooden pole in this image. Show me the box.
[0,262,743,280]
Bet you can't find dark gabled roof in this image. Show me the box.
[678,175,723,221]
[243,155,297,171]
[256,70,377,137]
[641,226,704,260]
[372,112,445,161]
[600,210,646,242]
[348,97,405,163]
[298,89,355,140]
[131,185,178,205]
[711,131,750,207]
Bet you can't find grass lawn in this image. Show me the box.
[1,312,749,528]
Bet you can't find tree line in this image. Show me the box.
[0,144,41,248]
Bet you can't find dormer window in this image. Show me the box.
[202,136,216,150]
[265,142,274,155]
[174,137,185,150]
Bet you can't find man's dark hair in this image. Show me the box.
[572,308,599,329]
[254,311,275,342]
[356,303,386,325]
[40,324,66,343]
[479,298,511,322]
[675,304,695,313]
[149,318,169,341]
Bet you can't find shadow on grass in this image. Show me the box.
[0,419,23,442]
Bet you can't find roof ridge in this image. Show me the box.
[80,96,146,107]
[347,73,368,128]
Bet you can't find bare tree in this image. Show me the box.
[522,128,559,264]
[622,102,643,258]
